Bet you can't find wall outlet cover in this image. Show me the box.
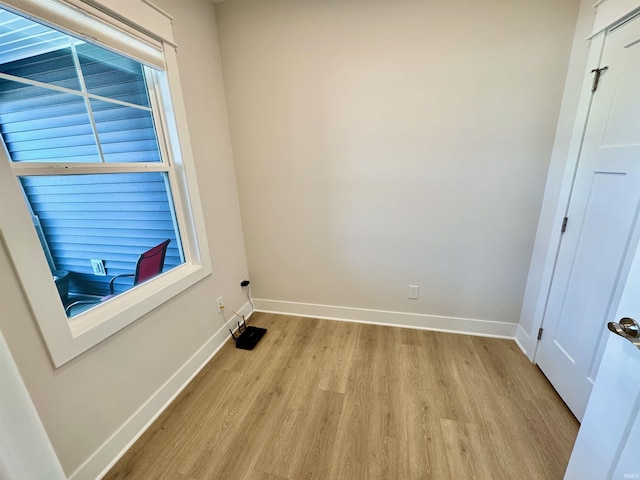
[90,259,106,276]
[408,285,420,299]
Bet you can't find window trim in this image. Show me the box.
[0,2,212,367]
[1,0,167,69]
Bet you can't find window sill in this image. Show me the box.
[57,262,210,367]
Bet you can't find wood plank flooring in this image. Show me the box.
[104,313,579,479]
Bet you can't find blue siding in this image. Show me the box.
[0,81,101,162]
[0,47,80,90]
[76,43,150,107]
[90,99,160,163]
[20,173,183,296]
[0,40,160,164]
[0,9,72,65]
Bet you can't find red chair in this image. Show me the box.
[65,239,170,315]
[108,239,171,294]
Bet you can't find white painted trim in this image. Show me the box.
[68,302,253,480]
[1,0,166,69]
[515,324,535,358]
[140,0,173,21]
[254,299,517,339]
[75,0,175,42]
[590,0,640,36]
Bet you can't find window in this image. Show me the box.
[0,10,185,316]
[0,1,211,366]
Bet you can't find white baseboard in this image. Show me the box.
[515,324,537,362]
[254,299,517,339]
[69,302,253,480]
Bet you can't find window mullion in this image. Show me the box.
[145,68,172,166]
[145,68,193,264]
[162,173,185,263]
[69,40,106,164]
[0,71,152,113]
[0,71,84,97]
[10,162,170,176]
[85,93,152,113]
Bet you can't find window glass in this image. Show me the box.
[0,8,75,67]
[20,173,184,316]
[0,7,161,164]
[90,98,160,163]
[0,78,99,162]
[0,47,80,90]
[76,43,150,107]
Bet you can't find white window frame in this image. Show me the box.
[0,0,212,367]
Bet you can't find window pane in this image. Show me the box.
[90,98,161,163]
[0,9,162,165]
[0,47,81,91]
[0,8,78,72]
[19,173,185,316]
[0,78,99,162]
[77,43,150,107]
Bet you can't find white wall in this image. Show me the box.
[0,1,248,477]
[0,327,65,480]
[215,0,580,330]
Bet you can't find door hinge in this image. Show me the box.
[537,328,544,340]
[561,217,568,234]
[591,66,608,92]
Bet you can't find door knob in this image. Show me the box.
[608,317,640,349]
[619,317,639,337]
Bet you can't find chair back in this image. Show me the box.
[134,239,171,285]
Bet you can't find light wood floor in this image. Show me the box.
[105,313,579,480]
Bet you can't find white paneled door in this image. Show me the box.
[536,14,640,421]
[564,239,640,478]
[564,333,640,478]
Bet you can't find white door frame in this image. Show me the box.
[517,0,640,361]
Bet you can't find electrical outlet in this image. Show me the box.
[90,259,106,276]
[408,285,419,300]
[216,296,224,312]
